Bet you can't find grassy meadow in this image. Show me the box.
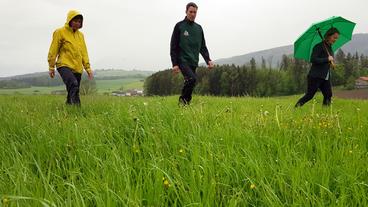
[0,94,367,206]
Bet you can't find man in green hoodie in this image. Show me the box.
[170,2,214,106]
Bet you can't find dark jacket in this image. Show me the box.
[170,18,211,67]
[308,41,334,79]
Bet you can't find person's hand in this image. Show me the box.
[49,70,55,78]
[208,61,214,70]
[172,65,180,75]
[328,56,336,69]
[87,70,94,80]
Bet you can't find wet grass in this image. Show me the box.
[0,95,367,206]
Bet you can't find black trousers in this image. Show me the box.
[57,67,82,105]
[179,64,197,104]
[296,76,332,107]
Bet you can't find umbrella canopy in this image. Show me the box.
[294,16,356,62]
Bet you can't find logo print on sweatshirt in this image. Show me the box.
[184,30,189,36]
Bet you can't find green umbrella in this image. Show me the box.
[294,16,356,62]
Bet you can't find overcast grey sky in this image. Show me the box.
[0,0,367,77]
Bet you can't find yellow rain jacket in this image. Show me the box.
[48,10,91,74]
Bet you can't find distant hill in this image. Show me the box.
[0,69,154,91]
[213,33,368,68]
[0,69,153,81]
[0,69,153,94]
[93,69,153,78]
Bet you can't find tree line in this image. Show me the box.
[144,50,368,97]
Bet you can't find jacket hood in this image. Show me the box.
[65,10,83,29]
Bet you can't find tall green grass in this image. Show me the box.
[0,95,367,206]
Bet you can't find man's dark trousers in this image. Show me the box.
[179,64,197,104]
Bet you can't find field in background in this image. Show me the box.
[0,95,367,206]
[334,88,368,99]
[0,69,151,95]
[92,78,144,94]
[0,78,144,95]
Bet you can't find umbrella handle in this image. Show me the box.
[317,28,335,69]
[323,44,335,69]
[321,41,335,69]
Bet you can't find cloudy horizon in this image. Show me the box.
[0,0,367,77]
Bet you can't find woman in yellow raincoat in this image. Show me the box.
[48,10,93,105]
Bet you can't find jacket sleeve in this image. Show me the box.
[47,30,61,70]
[310,43,329,65]
[170,23,181,67]
[200,27,211,65]
[81,33,91,73]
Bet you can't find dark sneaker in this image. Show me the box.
[178,96,189,107]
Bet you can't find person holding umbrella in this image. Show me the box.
[170,2,214,106]
[294,16,356,107]
[48,10,93,106]
[295,28,339,107]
